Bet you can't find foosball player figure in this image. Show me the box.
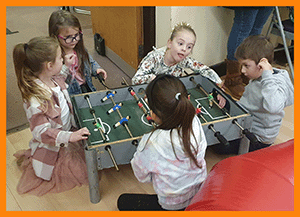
[101,91,116,103]
[208,92,213,108]
[113,116,131,129]
[196,106,201,115]
[107,103,123,115]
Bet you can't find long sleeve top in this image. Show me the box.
[131,116,207,210]
[23,76,77,180]
[238,68,294,144]
[131,46,222,85]
[61,53,102,95]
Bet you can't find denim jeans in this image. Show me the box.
[227,7,274,60]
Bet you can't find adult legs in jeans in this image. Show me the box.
[224,7,274,99]
[227,7,274,61]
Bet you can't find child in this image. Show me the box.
[118,74,207,211]
[132,22,226,108]
[213,35,294,154]
[13,36,91,196]
[48,10,107,95]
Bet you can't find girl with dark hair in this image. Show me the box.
[48,10,107,95]
[118,74,207,211]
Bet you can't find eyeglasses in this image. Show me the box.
[58,31,83,44]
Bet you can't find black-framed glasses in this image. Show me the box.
[58,31,83,44]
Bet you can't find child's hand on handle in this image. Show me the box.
[217,94,226,109]
[69,127,90,143]
[64,53,76,68]
[97,68,107,80]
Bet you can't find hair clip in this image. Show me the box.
[175,93,181,101]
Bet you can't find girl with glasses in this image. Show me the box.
[48,10,107,95]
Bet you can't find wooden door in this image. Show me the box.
[91,7,143,77]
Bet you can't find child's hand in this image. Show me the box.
[217,94,226,109]
[97,68,107,80]
[258,58,273,72]
[69,127,90,143]
[64,54,75,68]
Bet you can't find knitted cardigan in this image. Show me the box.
[24,75,76,180]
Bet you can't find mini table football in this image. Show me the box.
[71,74,253,203]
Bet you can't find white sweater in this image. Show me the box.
[131,116,207,210]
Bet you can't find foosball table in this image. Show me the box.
[71,74,255,203]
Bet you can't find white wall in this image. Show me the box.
[156,6,273,66]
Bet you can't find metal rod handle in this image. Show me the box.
[105,145,119,171]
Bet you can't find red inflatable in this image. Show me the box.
[186,139,294,211]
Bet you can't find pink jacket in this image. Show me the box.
[24,75,76,180]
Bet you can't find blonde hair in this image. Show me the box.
[170,22,196,41]
[13,36,59,110]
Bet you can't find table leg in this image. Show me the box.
[84,148,100,203]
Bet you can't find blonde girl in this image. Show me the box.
[132,22,226,108]
[13,36,90,196]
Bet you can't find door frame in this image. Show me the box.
[142,6,156,59]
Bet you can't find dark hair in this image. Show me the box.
[146,74,202,168]
[48,10,90,75]
[235,35,274,64]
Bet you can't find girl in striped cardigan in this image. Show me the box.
[13,36,90,196]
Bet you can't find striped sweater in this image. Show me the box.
[24,75,76,180]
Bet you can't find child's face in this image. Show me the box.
[51,47,63,75]
[58,27,81,51]
[167,30,195,64]
[238,59,262,80]
[150,110,161,125]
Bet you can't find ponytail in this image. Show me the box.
[174,93,201,169]
[13,36,59,110]
[146,74,202,169]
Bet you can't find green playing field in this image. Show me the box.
[188,88,228,123]
[74,87,229,147]
[76,99,153,146]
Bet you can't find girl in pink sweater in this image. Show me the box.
[13,36,90,196]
